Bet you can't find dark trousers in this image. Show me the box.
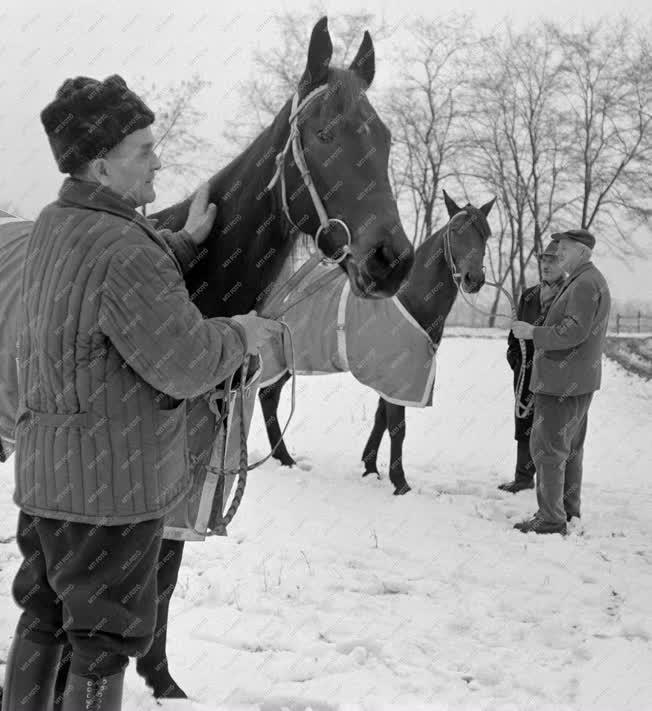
[530,392,593,525]
[515,437,536,482]
[11,510,163,677]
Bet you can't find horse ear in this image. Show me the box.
[299,16,333,96]
[349,31,375,87]
[443,189,462,218]
[479,197,496,218]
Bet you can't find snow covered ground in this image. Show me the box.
[1,335,651,711]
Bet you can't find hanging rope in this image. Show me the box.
[442,213,533,420]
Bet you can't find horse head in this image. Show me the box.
[274,17,414,298]
[441,190,495,294]
[150,17,414,318]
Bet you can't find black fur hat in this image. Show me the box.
[41,74,155,174]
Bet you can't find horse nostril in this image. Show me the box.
[378,243,394,268]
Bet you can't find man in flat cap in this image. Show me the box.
[499,240,565,493]
[511,228,611,535]
[2,75,272,711]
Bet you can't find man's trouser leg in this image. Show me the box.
[530,393,593,525]
[6,510,163,710]
[563,399,591,519]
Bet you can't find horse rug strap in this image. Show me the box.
[259,263,438,408]
[0,217,32,460]
[163,362,261,542]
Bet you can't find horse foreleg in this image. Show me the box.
[135,538,187,699]
[258,371,296,467]
[386,403,410,495]
[361,398,387,479]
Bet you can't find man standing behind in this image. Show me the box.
[499,241,565,493]
[512,229,611,535]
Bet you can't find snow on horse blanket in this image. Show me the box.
[259,258,438,407]
[0,215,30,459]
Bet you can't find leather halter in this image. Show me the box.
[265,86,352,265]
[442,208,490,285]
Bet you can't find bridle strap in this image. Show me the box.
[266,87,352,265]
[442,211,466,281]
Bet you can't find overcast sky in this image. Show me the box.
[2,0,651,301]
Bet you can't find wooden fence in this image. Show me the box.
[614,312,652,334]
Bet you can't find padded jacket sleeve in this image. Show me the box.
[98,242,247,399]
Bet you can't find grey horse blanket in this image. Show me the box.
[259,258,438,407]
[0,215,30,459]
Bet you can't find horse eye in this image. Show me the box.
[317,128,334,143]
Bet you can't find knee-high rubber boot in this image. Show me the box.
[136,538,187,699]
[1,634,63,711]
[59,669,125,711]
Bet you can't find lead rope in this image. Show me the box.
[204,245,352,535]
[199,321,299,535]
[443,215,533,420]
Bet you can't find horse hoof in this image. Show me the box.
[362,467,382,478]
[136,665,188,699]
[393,483,411,496]
[276,457,296,468]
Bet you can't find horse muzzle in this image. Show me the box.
[344,240,414,299]
[462,271,485,294]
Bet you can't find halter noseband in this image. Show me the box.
[265,86,352,265]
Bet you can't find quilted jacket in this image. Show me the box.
[13,178,247,524]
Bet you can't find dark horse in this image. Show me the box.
[258,191,494,495]
[51,16,414,704]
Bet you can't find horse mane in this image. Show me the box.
[149,98,295,318]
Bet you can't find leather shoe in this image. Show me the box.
[514,516,567,535]
[498,479,534,493]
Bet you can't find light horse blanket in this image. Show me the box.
[259,257,438,407]
[0,214,30,459]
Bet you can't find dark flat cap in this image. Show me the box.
[551,228,595,250]
[537,240,559,259]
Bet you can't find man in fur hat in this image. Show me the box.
[511,229,611,535]
[2,74,273,711]
[499,240,565,493]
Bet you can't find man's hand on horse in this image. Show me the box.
[512,320,535,340]
[183,182,217,245]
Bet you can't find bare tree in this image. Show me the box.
[386,17,477,247]
[551,20,652,245]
